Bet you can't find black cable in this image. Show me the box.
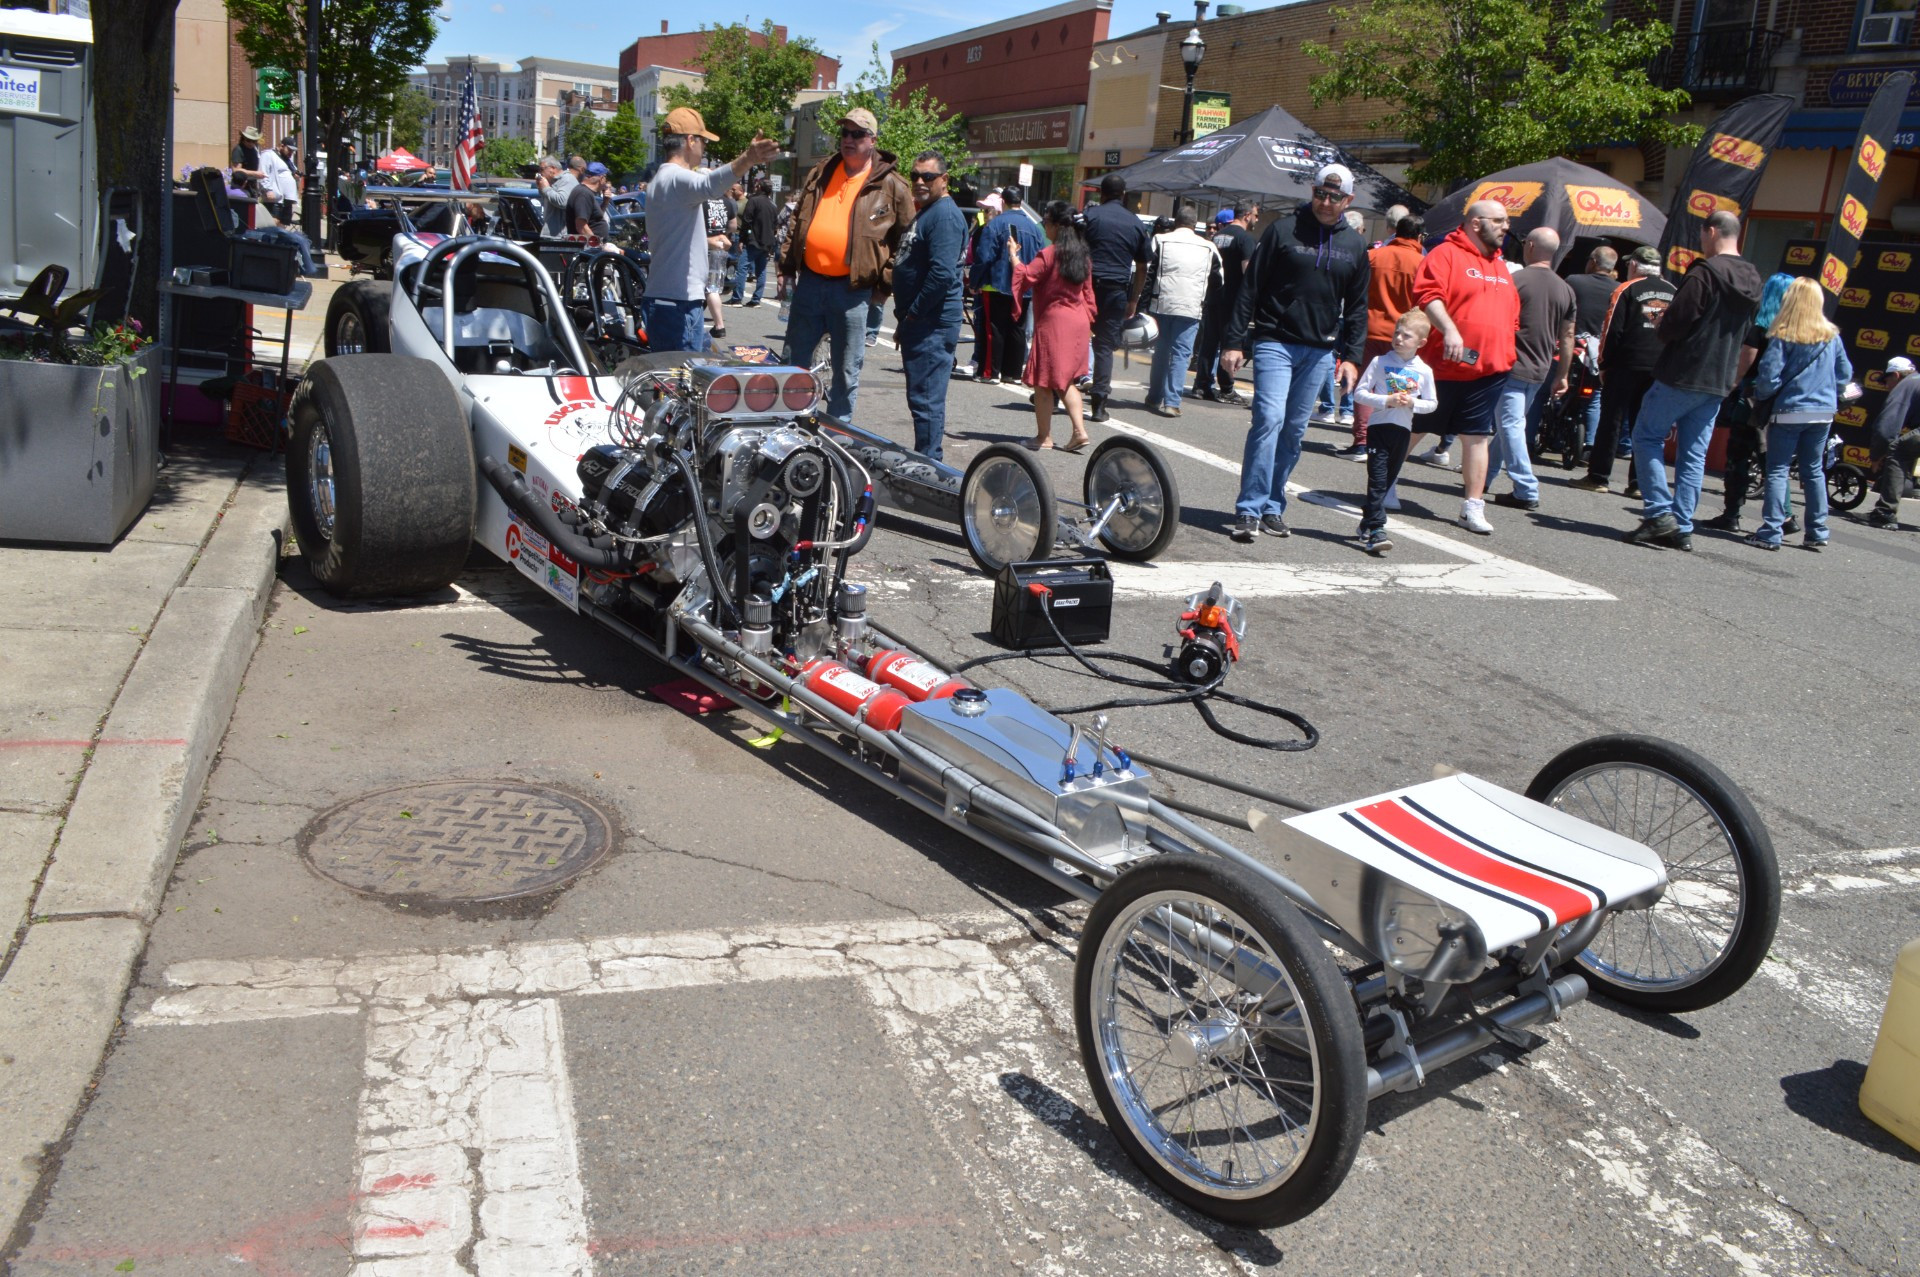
[957,589,1318,753]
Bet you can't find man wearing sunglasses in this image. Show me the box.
[780,107,915,420]
[1221,163,1371,543]
[889,152,967,460]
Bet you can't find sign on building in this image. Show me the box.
[256,66,296,115]
[1191,91,1231,138]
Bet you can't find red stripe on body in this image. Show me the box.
[1355,799,1594,925]
[557,375,595,403]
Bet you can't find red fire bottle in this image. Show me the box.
[798,659,912,731]
[863,650,971,703]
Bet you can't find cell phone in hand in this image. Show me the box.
[1460,347,1480,365]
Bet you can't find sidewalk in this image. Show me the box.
[0,430,304,1236]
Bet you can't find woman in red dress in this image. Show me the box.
[1010,201,1097,452]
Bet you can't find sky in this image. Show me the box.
[421,0,1237,86]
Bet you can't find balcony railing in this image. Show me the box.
[1651,26,1783,98]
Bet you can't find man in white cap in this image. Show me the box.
[641,107,779,353]
[780,106,915,420]
[1219,162,1371,542]
[1868,355,1920,528]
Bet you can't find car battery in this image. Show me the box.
[992,557,1112,649]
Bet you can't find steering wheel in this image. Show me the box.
[560,249,649,357]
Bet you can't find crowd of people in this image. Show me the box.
[629,110,1917,549]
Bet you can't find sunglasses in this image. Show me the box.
[910,169,944,182]
[1310,189,1346,202]
[840,127,872,140]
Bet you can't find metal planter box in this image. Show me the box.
[0,345,159,545]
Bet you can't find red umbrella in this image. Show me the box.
[375,147,433,174]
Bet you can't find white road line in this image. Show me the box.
[1103,557,1614,600]
[1102,417,1615,600]
[353,998,593,1276]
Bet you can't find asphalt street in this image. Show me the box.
[7,301,1918,1276]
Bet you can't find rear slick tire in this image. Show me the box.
[287,355,474,598]
[1075,856,1367,1228]
[323,280,391,357]
[1526,734,1780,1013]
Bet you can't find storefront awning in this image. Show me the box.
[1778,108,1920,151]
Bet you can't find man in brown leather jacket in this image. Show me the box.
[780,107,914,420]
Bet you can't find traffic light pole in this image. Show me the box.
[301,0,321,249]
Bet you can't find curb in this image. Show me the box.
[0,466,287,1237]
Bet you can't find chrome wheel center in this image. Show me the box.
[1168,1015,1249,1069]
[308,425,337,541]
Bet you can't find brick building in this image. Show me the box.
[617,22,840,105]
[172,0,293,173]
[1582,0,1920,273]
[892,0,1113,204]
[1078,1,1392,203]
[411,57,618,172]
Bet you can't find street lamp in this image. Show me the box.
[1179,27,1206,145]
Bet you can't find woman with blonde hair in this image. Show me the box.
[1745,277,1852,550]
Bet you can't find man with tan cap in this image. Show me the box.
[230,125,269,195]
[642,106,780,352]
[779,106,914,420]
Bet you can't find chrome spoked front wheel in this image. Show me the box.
[1075,857,1366,1228]
[1527,735,1780,1013]
[1082,435,1180,561]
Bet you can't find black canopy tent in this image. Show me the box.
[1085,104,1423,214]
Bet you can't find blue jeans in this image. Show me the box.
[1584,386,1603,446]
[1630,380,1724,532]
[643,297,710,353]
[866,300,884,342]
[784,269,871,421]
[898,320,960,461]
[1756,420,1830,545]
[1149,313,1200,408]
[1237,341,1333,519]
[1488,377,1545,501]
[730,245,769,303]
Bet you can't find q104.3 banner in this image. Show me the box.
[1814,70,1916,314]
[1782,238,1920,469]
[1657,94,1795,279]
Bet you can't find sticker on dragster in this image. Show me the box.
[1275,773,1667,960]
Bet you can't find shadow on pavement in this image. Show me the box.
[1780,1060,1920,1165]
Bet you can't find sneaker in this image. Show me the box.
[1459,499,1492,534]
[1359,529,1393,556]
[776,308,791,322]
[1231,514,1258,543]
[1310,408,1337,424]
[1623,482,1640,499]
[1625,513,1678,545]
[1492,492,1539,511]
[1743,532,1780,552]
[1261,514,1291,537]
[1151,403,1182,418]
[1337,409,1354,425]
[1698,511,1743,533]
[1199,389,1223,402]
[1220,388,1251,406]
[1087,397,1110,423]
[1414,448,1451,468]
[744,299,762,308]
[711,327,727,339]
[1332,444,1369,460]
[865,333,879,348]
[1660,529,1694,552]
[1867,508,1898,528]
[1803,537,1828,551]
[1783,514,1800,537]
[1566,475,1610,493]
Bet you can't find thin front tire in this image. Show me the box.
[961,443,1056,575]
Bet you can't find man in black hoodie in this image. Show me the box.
[1219,164,1370,542]
[1624,210,1763,550]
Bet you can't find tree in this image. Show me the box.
[228,0,437,197]
[814,44,971,181]
[660,20,823,157]
[92,0,179,332]
[385,84,434,154]
[564,108,602,162]
[597,102,647,182]
[1304,0,1697,189]
[477,136,537,178]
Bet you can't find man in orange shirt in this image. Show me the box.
[1337,213,1425,458]
[779,107,914,421]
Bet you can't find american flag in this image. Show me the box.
[451,68,483,190]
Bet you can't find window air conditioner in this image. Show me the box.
[1859,12,1912,47]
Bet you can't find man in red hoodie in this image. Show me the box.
[1411,201,1520,533]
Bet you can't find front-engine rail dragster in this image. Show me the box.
[286,234,1782,1229]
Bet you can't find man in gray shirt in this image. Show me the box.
[642,107,779,352]
[536,156,576,237]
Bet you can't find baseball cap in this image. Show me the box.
[1314,163,1354,196]
[839,107,879,135]
[1215,209,1236,224]
[1628,245,1661,266]
[1889,356,1916,374]
[240,126,262,142]
[585,161,608,176]
[664,106,718,141]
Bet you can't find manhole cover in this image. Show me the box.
[300,781,612,903]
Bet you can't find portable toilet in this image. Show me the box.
[0,9,95,299]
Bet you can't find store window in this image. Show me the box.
[1857,0,1918,48]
